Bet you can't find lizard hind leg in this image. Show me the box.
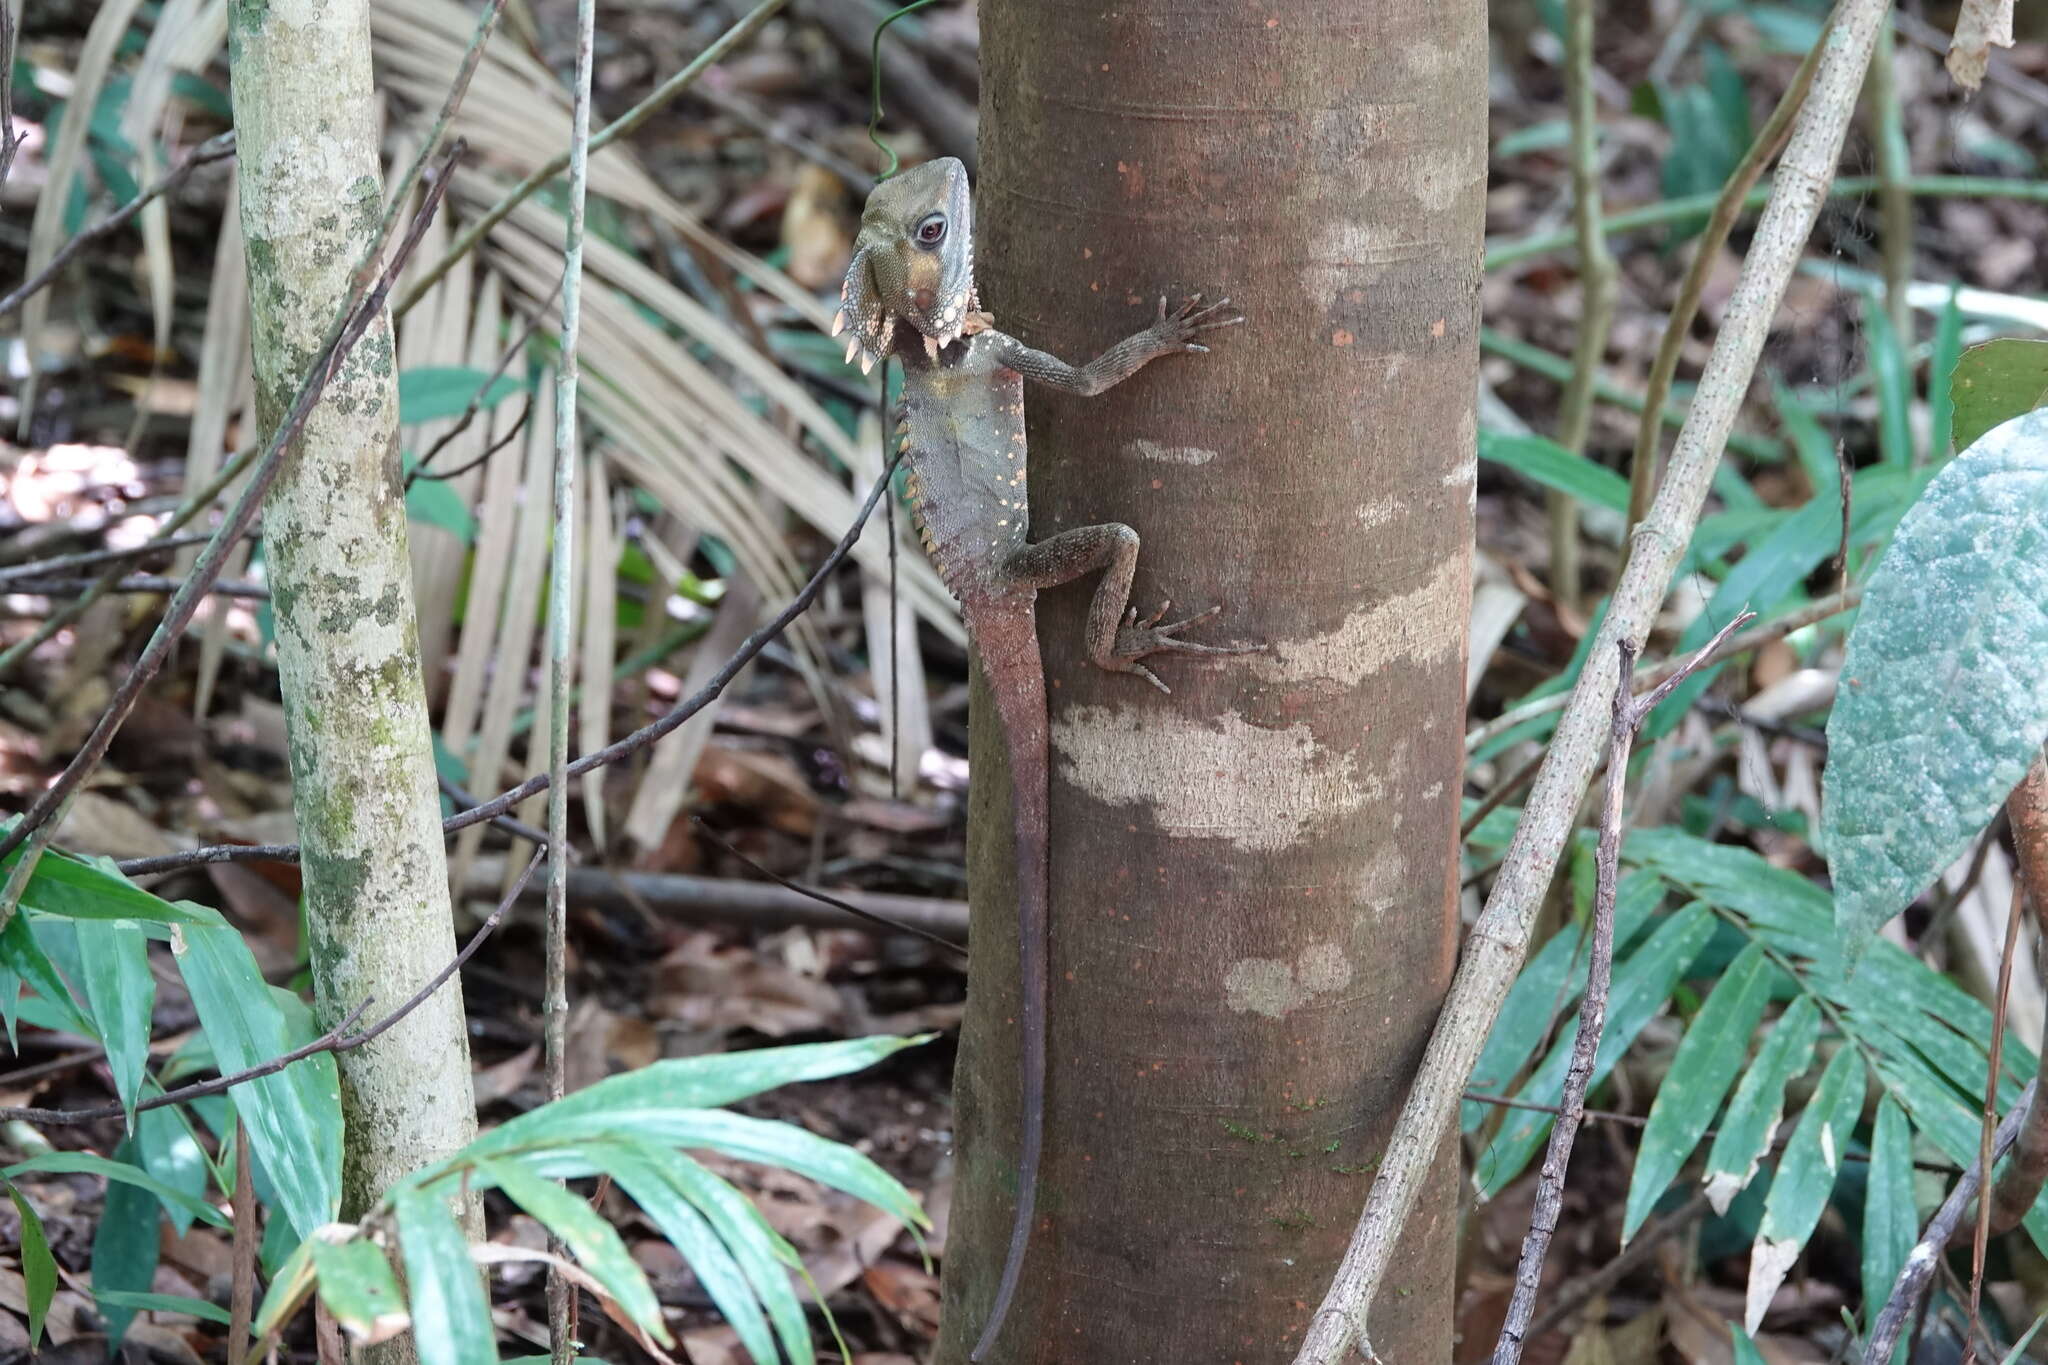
[1004,524,1257,694]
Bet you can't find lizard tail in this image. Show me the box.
[961,600,1049,1364]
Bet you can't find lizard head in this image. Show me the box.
[834,156,974,371]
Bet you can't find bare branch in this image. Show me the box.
[0,132,238,320]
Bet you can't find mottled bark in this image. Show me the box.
[227,0,477,1240]
[942,3,1485,1360]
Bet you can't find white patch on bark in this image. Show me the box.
[1053,707,1377,851]
[1224,940,1355,1018]
[1253,556,1466,686]
[1355,496,1399,530]
[1128,438,1216,466]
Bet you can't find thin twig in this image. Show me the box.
[0,444,265,682]
[0,132,238,320]
[1862,1080,2036,1363]
[1990,750,2048,1232]
[392,0,791,321]
[228,1120,256,1360]
[544,0,596,1354]
[0,1,25,191]
[1545,0,1616,619]
[441,776,552,849]
[409,401,530,484]
[0,145,467,868]
[406,279,558,485]
[0,530,226,585]
[7,574,269,599]
[690,817,964,955]
[116,448,907,878]
[1624,23,1829,538]
[1491,615,1751,1365]
[1968,876,2025,1356]
[1524,1189,1713,1342]
[1465,588,1861,754]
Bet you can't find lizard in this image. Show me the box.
[834,154,1250,1362]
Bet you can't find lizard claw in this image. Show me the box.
[1109,602,1260,676]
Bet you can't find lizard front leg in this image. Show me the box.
[992,295,1242,396]
[1005,524,1256,693]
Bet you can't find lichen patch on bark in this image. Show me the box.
[1223,941,1354,1018]
[1252,555,1466,686]
[1052,706,1377,851]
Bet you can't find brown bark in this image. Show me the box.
[941,3,1485,1360]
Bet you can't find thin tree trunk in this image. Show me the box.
[943,3,1485,1360]
[227,0,478,1247]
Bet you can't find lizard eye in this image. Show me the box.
[915,213,947,246]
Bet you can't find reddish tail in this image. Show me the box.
[961,600,1049,1364]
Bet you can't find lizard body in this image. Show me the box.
[838,156,1247,1362]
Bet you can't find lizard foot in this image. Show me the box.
[1107,601,1263,694]
[1147,294,1247,355]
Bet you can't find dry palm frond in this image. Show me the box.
[17,0,150,437]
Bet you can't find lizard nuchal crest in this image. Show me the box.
[839,156,1251,1362]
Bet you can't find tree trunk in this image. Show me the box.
[227,0,478,1236]
[941,3,1486,1360]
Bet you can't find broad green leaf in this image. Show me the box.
[135,1106,211,1236]
[92,1289,233,1325]
[91,1137,163,1347]
[1950,338,2048,454]
[604,1142,781,1365]
[474,1157,665,1339]
[1474,902,1718,1199]
[74,919,153,1125]
[6,1151,228,1228]
[1465,872,1665,1132]
[1749,1046,1864,1331]
[10,1185,55,1347]
[1929,285,1965,459]
[397,367,524,425]
[394,1184,495,1365]
[472,1036,930,1160]
[1623,942,1777,1241]
[0,824,221,925]
[309,1237,407,1343]
[173,924,341,1239]
[1822,409,2048,964]
[1702,996,1820,1211]
[1862,1097,1915,1355]
[1476,430,1631,515]
[404,471,478,542]
[0,911,92,1036]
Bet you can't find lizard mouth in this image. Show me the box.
[832,246,975,371]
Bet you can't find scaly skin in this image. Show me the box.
[839,156,1250,1362]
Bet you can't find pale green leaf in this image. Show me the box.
[474,1157,664,1340]
[1465,872,1665,1132]
[92,1289,233,1325]
[1623,942,1777,1241]
[1823,408,2048,963]
[172,924,341,1239]
[397,367,523,425]
[393,1185,495,1365]
[1701,996,1820,1210]
[6,1151,227,1228]
[1862,1097,1915,1352]
[9,1185,55,1348]
[1749,1047,1864,1330]
[1474,902,1718,1200]
[74,919,153,1125]
[1477,430,1631,514]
